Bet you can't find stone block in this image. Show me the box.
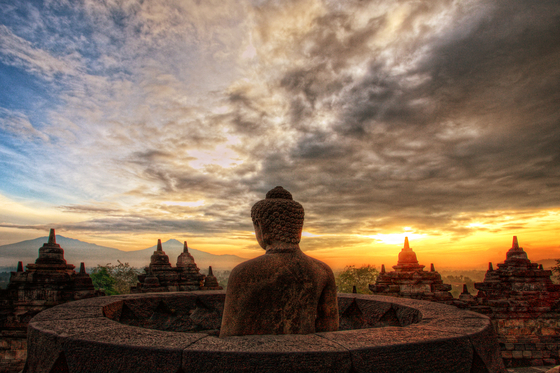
[523,350,532,358]
[504,319,523,328]
[501,351,513,359]
[183,334,351,373]
[542,327,558,336]
[64,326,203,373]
[533,350,543,359]
[519,327,533,335]
[505,343,514,350]
[14,349,26,360]
[526,343,536,350]
[512,351,523,359]
[543,358,557,365]
[536,343,545,350]
[530,358,543,366]
[515,344,525,350]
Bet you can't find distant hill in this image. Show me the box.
[536,259,558,270]
[0,236,248,271]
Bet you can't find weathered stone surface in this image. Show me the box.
[220,187,339,337]
[183,334,351,373]
[24,292,506,372]
[30,304,104,322]
[471,236,560,367]
[64,326,205,373]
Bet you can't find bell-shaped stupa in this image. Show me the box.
[392,237,425,272]
[370,237,453,303]
[176,241,205,290]
[131,239,210,293]
[471,236,560,367]
[0,229,103,372]
[201,266,223,290]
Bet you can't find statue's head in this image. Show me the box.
[251,186,304,248]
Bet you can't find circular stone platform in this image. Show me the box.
[24,291,506,373]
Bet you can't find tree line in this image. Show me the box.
[55,259,560,295]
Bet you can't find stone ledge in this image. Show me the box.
[25,291,507,373]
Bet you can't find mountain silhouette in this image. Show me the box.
[0,236,248,271]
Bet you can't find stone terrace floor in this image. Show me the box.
[508,366,557,373]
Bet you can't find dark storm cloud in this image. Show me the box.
[229,0,560,235]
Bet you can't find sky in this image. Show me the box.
[0,0,559,270]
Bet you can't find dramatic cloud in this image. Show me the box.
[1,0,559,263]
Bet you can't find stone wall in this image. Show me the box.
[491,315,560,367]
[0,331,26,373]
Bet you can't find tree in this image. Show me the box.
[91,266,117,295]
[212,270,231,290]
[91,261,140,295]
[444,275,476,298]
[335,265,379,294]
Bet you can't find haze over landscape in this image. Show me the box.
[1,0,559,270]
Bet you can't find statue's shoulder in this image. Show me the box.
[306,255,335,277]
[229,255,274,280]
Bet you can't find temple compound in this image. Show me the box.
[21,190,506,372]
[369,237,454,303]
[0,229,102,373]
[470,236,560,368]
[130,239,221,293]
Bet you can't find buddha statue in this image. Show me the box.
[220,186,338,337]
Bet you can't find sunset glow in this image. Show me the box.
[1,0,559,271]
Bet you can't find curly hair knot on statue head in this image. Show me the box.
[251,186,304,244]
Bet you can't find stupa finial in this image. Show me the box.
[381,264,386,273]
[48,229,56,245]
[404,237,410,250]
[80,262,86,274]
[461,284,469,294]
[208,266,214,276]
[430,263,435,272]
[157,239,163,252]
[506,235,528,261]
[512,236,519,250]
[489,262,493,271]
[183,241,188,253]
[17,261,23,272]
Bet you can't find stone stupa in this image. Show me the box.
[176,241,206,290]
[201,266,223,290]
[131,239,207,293]
[0,229,102,373]
[470,236,560,367]
[369,237,453,303]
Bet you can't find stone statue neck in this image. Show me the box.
[265,241,301,254]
